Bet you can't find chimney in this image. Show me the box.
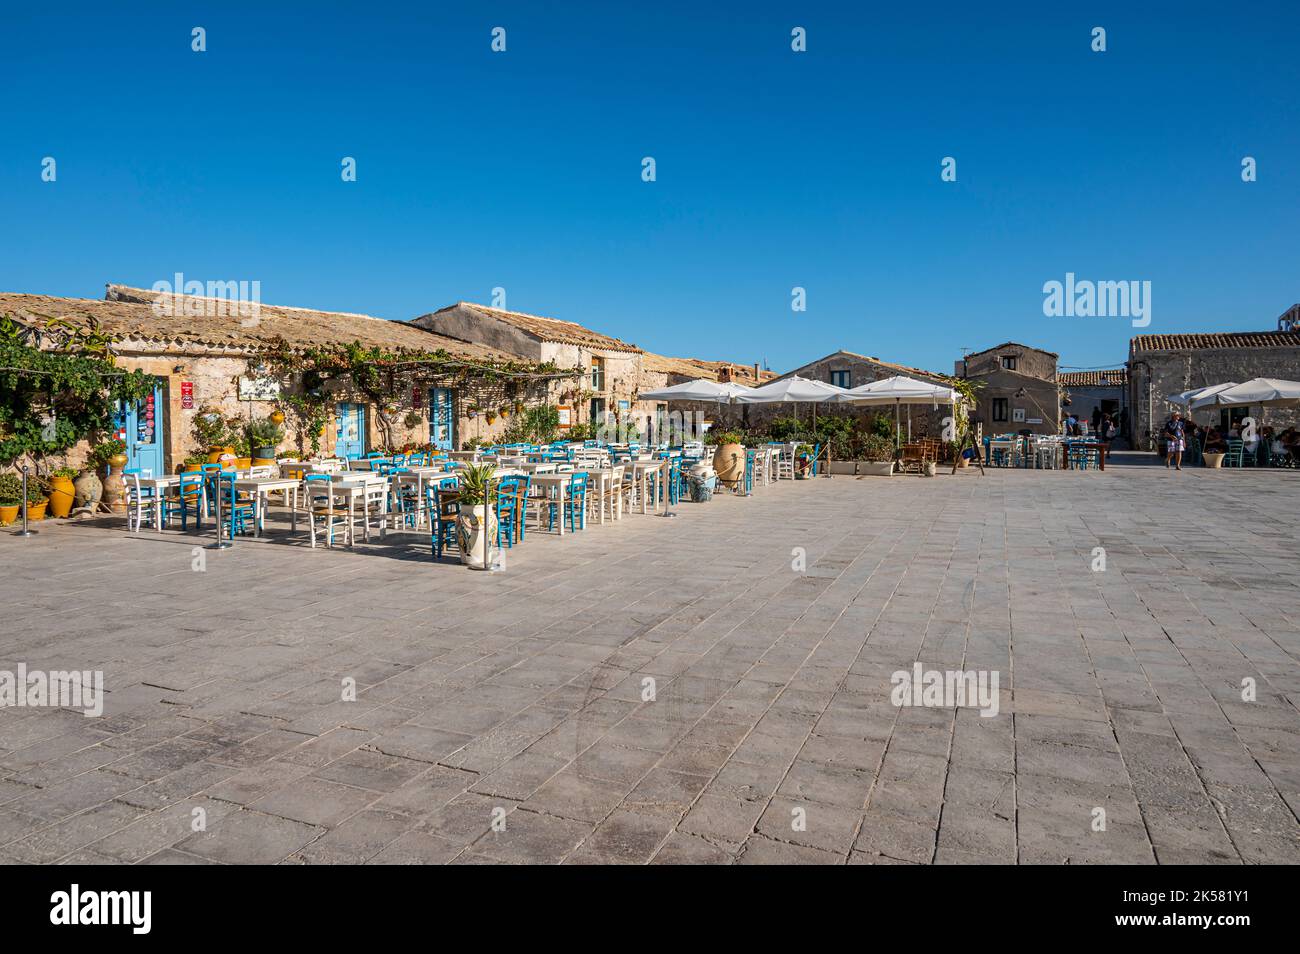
[753,362,759,382]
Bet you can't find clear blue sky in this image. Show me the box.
[3,1,1297,375]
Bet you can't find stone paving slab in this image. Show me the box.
[0,457,1298,863]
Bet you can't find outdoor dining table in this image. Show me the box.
[330,472,389,539]
[1061,441,1108,471]
[234,476,303,536]
[626,459,667,514]
[134,474,181,532]
[527,472,586,535]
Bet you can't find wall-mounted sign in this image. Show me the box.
[1027,417,1043,424]
[1012,408,1026,422]
[557,406,572,427]
[238,375,280,401]
[412,387,423,409]
[180,381,194,409]
[617,400,630,412]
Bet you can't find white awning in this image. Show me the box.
[637,379,757,403]
[1168,382,1238,407]
[826,374,959,406]
[1189,378,1300,410]
[732,375,847,404]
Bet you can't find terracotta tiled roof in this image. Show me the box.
[0,287,519,363]
[1059,370,1127,387]
[782,350,949,385]
[426,302,641,353]
[1130,331,1300,352]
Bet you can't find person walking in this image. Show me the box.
[1163,410,1186,471]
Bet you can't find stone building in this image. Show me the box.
[0,285,534,473]
[409,302,659,439]
[955,342,1061,436]
[1059,370,1128,439]
[1127,318,1300,448]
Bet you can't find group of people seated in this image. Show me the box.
[1162,410,1300,468]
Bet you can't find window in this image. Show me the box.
[830,369,851,388]
[589,397,607,426]
[590,356,606,391]
[1001,355,1018,371]
[992,398,1009,422]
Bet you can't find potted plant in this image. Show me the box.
[177,453,207,475]
[403,411,422,430]
[861,435,896,476]
[707,429,746,489]
[0,473,22,525]
[247,417,284,461]
[455,463,498,569]
[1203,450,1225,468]
[194,409,234,463]
[24,477,48,520]
[45,466,79,517]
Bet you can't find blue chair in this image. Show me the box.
[207,472,254,536]
[495,475,528,548]
[548,472,587,533]
[174,471,204,530]
[1223,438,1245,467]
[422,478,460,558]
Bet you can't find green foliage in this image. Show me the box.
[246,417,284,448]
[90,438,126,466]
[0,473,23,505]
[279,394,330,456]
[457,463,497,507]
[50,466,79,479]
[860,434,896,462]
[0,315,154,466]
[0,472,44,505]
[501,404,561,444]
[705,429,745,445]
[191,409,235,449]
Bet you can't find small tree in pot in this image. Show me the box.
[247,417,285,460]
[455,463,499,569]
[860,435,896,476]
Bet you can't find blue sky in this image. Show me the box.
[2,1,1297,375]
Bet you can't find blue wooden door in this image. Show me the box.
[429,388,454,450]
[335,403,366,458]
[115,383,164,476]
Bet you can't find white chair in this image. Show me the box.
[125,473,157,533]
[305,477,353,548]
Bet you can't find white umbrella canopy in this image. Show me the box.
[824,374,959,445]
[1189,377,1300,410]
[826,374,959,405]
[733,375,846,404]
[637,378,756,403]
[1169,382,1238,407]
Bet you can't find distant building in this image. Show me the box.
[1059,370,1128,439]
[955,342,1060,435]
[1127,313,1300,448]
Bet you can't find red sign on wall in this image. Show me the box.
[411,386,423,409]
[181,381,194,409]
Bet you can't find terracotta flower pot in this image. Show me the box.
[712,443,745,488]
[27,499,48,520]
[0,504,19,525]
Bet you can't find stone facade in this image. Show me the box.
[1127,331,1300,449]
[1059,371,1128,439]
[956,342,1061,436]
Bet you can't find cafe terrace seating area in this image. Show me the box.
[119,439,814,560]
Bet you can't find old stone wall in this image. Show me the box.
[1128,347,1300,448]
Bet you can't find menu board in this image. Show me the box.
[138,393,156,443]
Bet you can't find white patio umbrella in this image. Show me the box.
[1189,377,1300,411]
[733,375,847,433]
[826,375,960,446]
[1168,382,1238,407]
[637,379,756,402]
[637,378,757,445]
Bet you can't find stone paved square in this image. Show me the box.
[2,457,1298,864]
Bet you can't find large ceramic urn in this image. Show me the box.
[712,443,746,490]
[73,468,103,509]
[456,502,499,569]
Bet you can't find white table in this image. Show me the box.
[235,477,302,536]
[331,473,389,540]
[627,460,667,514]
[134,475,182,532]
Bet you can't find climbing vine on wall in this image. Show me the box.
[0,315,155,469]
[260,337,585,451]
